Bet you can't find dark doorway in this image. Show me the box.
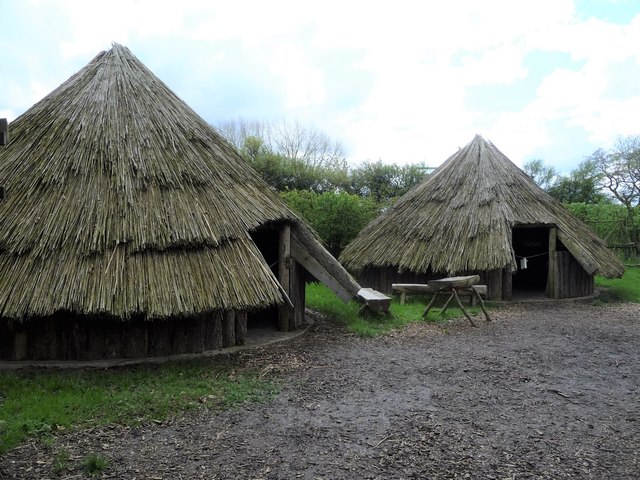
[248,226,280,330]
[511,226,549,294]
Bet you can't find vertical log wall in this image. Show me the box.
[550,251,594,298]
[0,309,250,361]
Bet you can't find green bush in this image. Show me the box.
[566,202,639,247]
[282,190,379,256]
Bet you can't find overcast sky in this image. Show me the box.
[2,0,639,172]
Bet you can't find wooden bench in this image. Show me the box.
[357,288,391,315]
[392,283,487,306]
[394,276,491,327]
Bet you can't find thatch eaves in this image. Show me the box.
[0,43,355,320]
[340,135,624,279]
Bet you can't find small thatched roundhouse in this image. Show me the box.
[340,135,624,300]
[0,44,359,361]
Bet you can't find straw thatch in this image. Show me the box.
[0,43,353,321]
[340,135,624,279]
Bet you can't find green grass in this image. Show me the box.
[595,264,640,303]
[52,449,70,475]
[0,359,277,453]
[306,283,481,336]
[82,452,108,477]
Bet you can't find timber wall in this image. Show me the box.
[550,251,594,298]
[0,310,250,361]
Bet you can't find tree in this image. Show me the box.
[523,158,557,190]
[218,119,349,193]
[349,161,430,204]
[546,160,609,204]
[271,120,346,170]
[587,136,640,247]
[217,118,347,171]
[589,136,640,208]
[281,190,379,256]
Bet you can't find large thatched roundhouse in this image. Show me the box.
[0,44,359,361]
[340,135,624,300]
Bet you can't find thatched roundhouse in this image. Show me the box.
[340,135,624,300]
[0,44,359,361]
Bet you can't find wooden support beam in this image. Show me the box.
[291,236,353,302]
[222,310,236,347]
[278,224,293,332]
[291,226,360,299]
[547,227,557,298]
[0,118,7,146]
[235,311,247,346]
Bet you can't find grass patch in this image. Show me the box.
[82,452,109,477]
[52,449,70,475]
[306,283,481,336]
[595,264,640,303]
[0,359,277,453]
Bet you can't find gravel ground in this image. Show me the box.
[1,301,639,479]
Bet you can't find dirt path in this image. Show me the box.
[2,302,639,479]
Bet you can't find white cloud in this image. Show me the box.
[4,0,640,169]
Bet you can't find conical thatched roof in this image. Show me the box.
[340,135,624,278]
[0,43,348,320]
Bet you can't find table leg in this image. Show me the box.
[471,286,492,322]
[422,292,440,319]
[439,292,455,315]
[452,289,478,327]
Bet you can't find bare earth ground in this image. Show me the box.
[2,301,639,479]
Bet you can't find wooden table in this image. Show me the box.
[421,275,492,327]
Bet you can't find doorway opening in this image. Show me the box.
[511,226,549,297]
[248,226,280,330]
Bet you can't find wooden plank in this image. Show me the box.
[212,311,223,350]
[171,320,192,355]
[392,283,438,294]
[486,269,503,300]
[291,227,360,298]
[222,310,236,347]
[278,225,292,332]
[427,275,480,290]
[546,227,557,298]
[393,283,486,296]
[235,311,247,346]
[357,287,391,313]
[502,269,512,301]
[290,261,306,329]
[14,332,27,361]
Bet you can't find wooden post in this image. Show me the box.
[278,224,292,331]
[212,311,223,350]
[501,268,512,300]
[289,261,306,329]
[0,118,7,146]
[486,269,502,300]
[222,310,236,347]
[547,227,557,298]
[235,311,247,346]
